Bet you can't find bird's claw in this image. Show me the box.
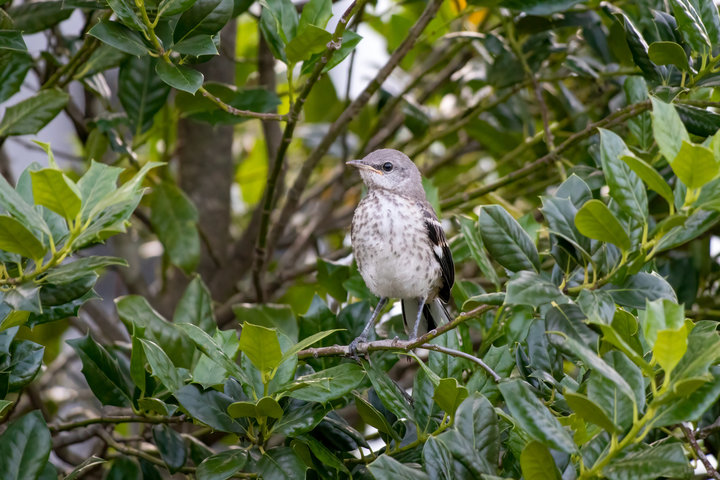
[349,336,366,361]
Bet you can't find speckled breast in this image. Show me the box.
[351,190,441,300]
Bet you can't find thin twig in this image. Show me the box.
[698,416,720,440]
[50,415,186,433]
[265,0,446,274]
[199,87,288,121]
[680,423,720,480]
[297,305,497,379]
[418,343,501,382]
[252,0,367,301]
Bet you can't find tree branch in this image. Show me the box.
[198,87,288,121]
[50,414,186,433]
[680,423,720,480]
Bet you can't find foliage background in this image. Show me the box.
[1,0,720,478]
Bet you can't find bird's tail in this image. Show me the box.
[401,298,450,339]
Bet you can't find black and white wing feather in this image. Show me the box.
[421,202,454,303]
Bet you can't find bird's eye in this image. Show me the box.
[382,162,393,172]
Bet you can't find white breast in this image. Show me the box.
[351,191,441,300]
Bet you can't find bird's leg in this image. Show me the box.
[349,297,388,358]
[411,295,428,340]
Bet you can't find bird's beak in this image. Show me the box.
[346,160,383,175]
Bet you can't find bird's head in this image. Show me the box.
[346,149,424,198]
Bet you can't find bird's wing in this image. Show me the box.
[420,202,454,303]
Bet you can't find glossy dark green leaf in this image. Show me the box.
[0,31,27,52]
[177,323,249,385]
[88,20,150,56]
[175,384,242,433]
[140,339,185,391]
[576,289,615,325]
[174,0,233,43]
[116,295,195,368]
[689,0,720,44]
[42,256,127,283]
[152,424,186,473]
[676,103,720,137]
[6,2,72,33]
[0,89,69,136]
[259,7,287,63]
[368,455,430,480]
[651,97,690,162]
[504,271,565,307]
[624,76,653,150]
[655,367,720,426]
[602,443,691,480]
[30,168,82,220]
[192,329,239,388]
[619,154,674,207]
[0,216,45,260]
[656,210,719,251]
[196,449,247,480]
[175,83,281,125]
[602,272,677,309]
[520,441,561,480]
[7,339,44,390]
[174,275,215,333]
[354,394,398,439]
[67,334,132,407]
[0,51,32,103]
[458,216,501,288]
[0,411,51,480]
[119,56,171,134]
[173,35,218,56]
[149,181,200,273]
[617,14,662,82]
[271,401,328,437]
[106,0,144,31]
[648,41,690,71]
[106,456,141,480]
[256,447,307,480]
[575,199,631,251]
[262,0,298,44]
[158,0,196,16]
[498,379,576,453]
[287,362,364,403]
[365,359,415,422]
[478,205,540,272]
[155,61,204,94]
[422,436,454,480]
[598,128,647,221]
[669,0,711,53]
[296,434,349,473]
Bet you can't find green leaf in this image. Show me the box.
[158,0,196,16]
[196,449,247,480]
[106,456,141,479]
[155,61,204,94]
[116,295,195,368]
[648,41,690,71]
[498,379,576,453]
[238,322,282,379]
[500,0,583,15]
[669,0,711,53]
[174,0,234,44]
[688,0,720,44]
[287,363,365,404]
[677,103,720,137]
[152,424,186,473]
[173,35,218,56]
[0,30,27,52]
[478,205,541,272]
[174,384,242,433]
[638,298,685,347]
[286,25,331,63]
[602,443,691,480]
[653,324,689,377]
[520,441,561,480]
[619,154,674,207]
[67,334,132,407]
[655,367,720,426]
[149,181,200,274]
[0,411,51,480]
[0,216,45,260]
[0,89,69,136]
[368,455,430,480]
[574,199,631,251]
[176,323,249,385]
[432,377,468,417]
[140,339,185,391]
[624,77,653,150]
[564,391,619,433]
[278,329,343,366]
[354,394,398,439]
[77,161,122,217]
[422,436,454,480]
[0,174,49,237]
[0,51,32,103]
[602,272,677,309]
[118,56,171,134]
[7,340,44,390]
[191,329,239,388]
[295,435,349,473]
[298,0,332,30]
[256,447,307,480]
[30,168,82,220]
[598,128,647,221]
[670,140,718,189]
[260,7,287,63]
[174,275,215,334]
[226,401,257,418]
[651,97,690,163]
[458,216,501,288]
[321,30,362,73]
[271,402,329,437]
[176,83,281,125]
[88,20,150,56]
[6,2,72,33]
[42,256,127,283]
[261,0,298,44]
[364,360,415,422]
[256,396,283,418]
[504,271,565,307]
[106,0,145,31]
[576,289,615,325]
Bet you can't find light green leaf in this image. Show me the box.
[670,140,719,189]
[0,89,69,136]
[653,324,689,377]
[238,322,282,379]
[651,97,690,163]
[298,0,332,30]
[520,441,561,480]
[620,154,674,207]
[575,199,631,251]
[648,41,690,71]
[140,339,185,391]
[286,24,331,63]
[30,168,82,220]
[0,216,45,260]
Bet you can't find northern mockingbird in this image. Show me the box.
[347,149,454,352]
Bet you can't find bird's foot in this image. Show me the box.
[348,336,367,361]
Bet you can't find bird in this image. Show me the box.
[346,149,454,354]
